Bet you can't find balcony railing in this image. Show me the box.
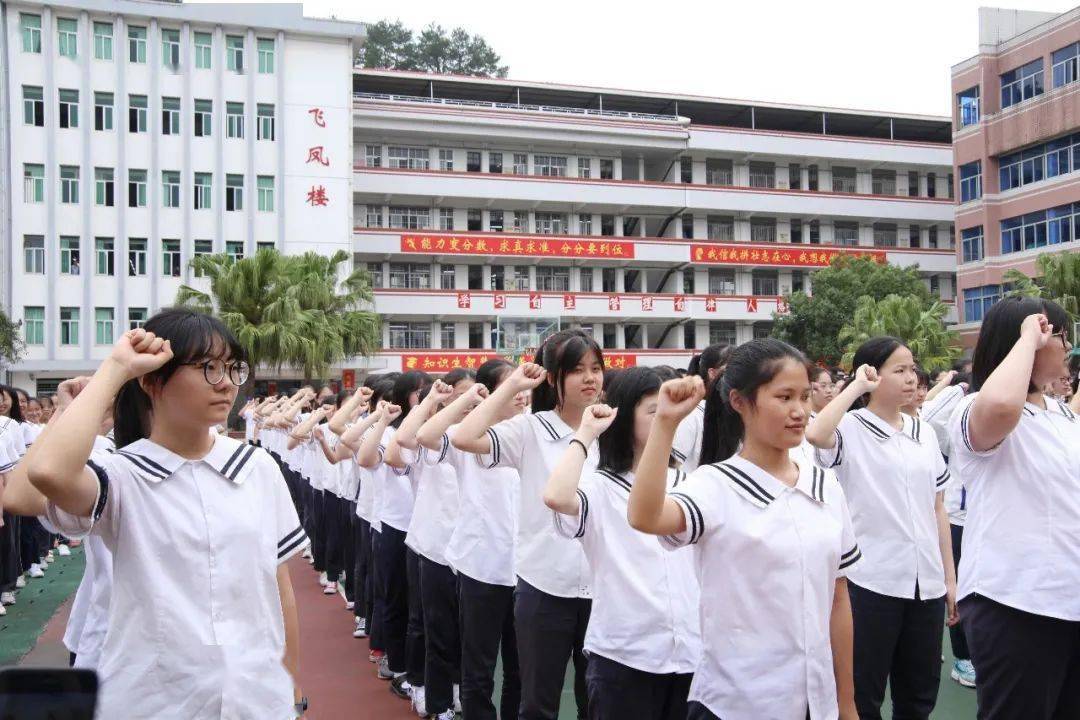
[354,91,683,123]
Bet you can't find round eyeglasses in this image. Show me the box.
[184,359,250,386]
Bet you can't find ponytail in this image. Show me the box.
[699,375,743,465]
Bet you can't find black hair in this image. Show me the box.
[476,358,514,394]
[951,371,972,387]
[532,329,604,412]
[443,367,476,387]
[369,378,395,408]
[14,388,29,403]
[810,366,832,384]
[113,308,246,448]
[700,338,810,465]
[914,366,930,389]
[598,367,662,474]
[388,370,432,428]
[0,385,25,422]
[652,365,680,382]
[849,336,908,410]
[687,344,733,389]
[971,296,1071,393]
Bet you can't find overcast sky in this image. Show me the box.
[198,0,1074,117]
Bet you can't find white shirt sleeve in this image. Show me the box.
[835,484,861,578]
[949,392,1002,460]
[814,412,854,470]
[552,473,598,541]
[476,413,529,470]
[42,452,124,542]
[271,458,309,564]
[671,413,698,467]
[660,465,726,549]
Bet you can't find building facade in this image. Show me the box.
[0,0,360,393]
[952,7,1080,345]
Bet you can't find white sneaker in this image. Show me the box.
[345,600,355,611]
[411,685,427,716]
[318,572,328,586]
[57,544,71,557]
[15,575,26,589]
[28,564,44,578]
[46,551,55,563]
[0,603,6,616]
[434,711,455,720]
[453,683,461,713]
[1,592,15,606]
[353,617,368,638]
[323,581,338,595]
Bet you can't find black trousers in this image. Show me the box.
[369,528,384,653]
[948,524,971,662]
[406,548,427,686]
[962,594,1080,720]
[19,517,46,570]
[355,518,373,623]
[459,573,520,720]
[420,556,461,714]
[342,503,357,604]
[310,488,327,573]
[514,578,591,720]
[584,652,691,720]
[849,582,945,720]
[0,514,20,591]
[323,494,345,582]
[376,525,409,672]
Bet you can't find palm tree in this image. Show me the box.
[1004,252,1080,319]
[839,294,961,372]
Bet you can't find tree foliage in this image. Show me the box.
[0,310,25,368]
[839,294,961,372]
[358,20,509,78]
[1004,251,1080,320]
[771,255,933,365]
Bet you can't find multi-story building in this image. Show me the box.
[353,70,957,374]
[952,6,1080,345]
[0,0,361,393]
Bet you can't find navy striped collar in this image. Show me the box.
[532,410,573,442]
[116,434,259,484]
[851,408,923,444]
[711,455,827,508]
[1025,396,1076,421]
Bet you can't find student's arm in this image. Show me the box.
[830,578,857,720]
[29,330,173,515]
[627,376,705,535]
[452,363,546,454]
[543,404,617,514]
[329,387,372,436]
[287,407,329,451]
[936,491,959,626]
[338,410,383,453]
[314,426,342,464]
[805,365,880,449]
[966,313,1050,452]
[386,380,454,467]
[417,384,488,452]
[356,402,401,469]
[924,370,957,403]
[276,558,303,710]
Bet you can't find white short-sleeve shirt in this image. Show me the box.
[816,408,949,599]
[374,426,415,533]
[0,417,22,472]
[43,434,309,720]
[949,393,1080,620]
[479,411,596,598]
[672,401,706,473]
[664,455,859,720]
[554,467,700,674]
[401,443,459,567]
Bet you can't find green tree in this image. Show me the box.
[0,309,26,368]
[771,255,932,364]
[176,248,380,380]
[838,294,961,372]
[358,20,508,78]
[1004,251,1080,319]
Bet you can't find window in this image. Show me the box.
[441,322,456,348]
[161,29,180,68]
[60,237,80,275]
[536,266,570,291]
[23,164,44,203]
[957,86,980,127]
[1001,59,1044,108]
[926,172,937,198]
[257,104,274,140]
[577,157,591,178]
[708,269,736,295]
[60,165,79,204]
[788,163,802,190]
[60,308,80,346]
[389,263,432,289]
[364,145,383,168]
[128,307,148,330]
[682,215,694,239]
[790,219,803,244]
[831,166,857,193]
[194,32,212,69]
[748,162,775,189]
[23,307,44,345]
[57,18,77,58]
[389,206,431,230]
[59,89,79,128]
[1053,42,1080,88]
[95,237,114,275]
[257,176,274,212]
[964,285,1001,323]
[93,21,112,60]
[748,218,776,243]
[513,210,529,233]
[872,223,898,247]
[258,38,275,73]
[21,13,41,53]
[366,263,384,288]
[128,169,147,207]
[467,209,482,232]
[95,167,114,206]
[194,173,211,209]
[871,170,896,195]
[226,102,244,138]
[959,161,981,203]
[128,26,147,64]
[388,322,432,349]
[128,238,147,276]
[999,132,1080,191]
[489,209,504,232]
[709,322,737,347]
[226,35,244,72]
[364,204,383,228]
[834,222,859,246]
[225,175,243,211]
[1000,201,1080,254]
[705,159,733,186]
[23,86,44,126]
[440,265,456,290]
[226,241,244,262]
[752,270,779,296]
[961,226,984,263]
[510,268,530,291]
[23,236,44,274]
[535,212,567,235]
[193,99,212,137]
[162,171,180,208]
[489,152,503,174]
[680,156,693,183]
[578,213,592,235]
[534,155,568,177]
[809,220,821,244]
[385,146,428,170]
[129,94,147,133]
[513,153,528,174]
[94,307,116,345]
[162,240,181,277]
[94,92,113,130]
[600,159,614,180]
[437,149,453,171]
[162,96,180,135]
[466,151,482,173]
[193,239,213,262]
[580,269,593,292]
[600,214,615,236]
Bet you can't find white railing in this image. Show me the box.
[354,92,682,123]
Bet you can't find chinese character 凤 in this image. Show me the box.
[306,146,329,166]
[308,107,326,127]
[306,185,329,206]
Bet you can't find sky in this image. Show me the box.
[196,0,1075,117]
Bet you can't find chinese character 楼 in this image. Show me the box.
[306,185,329,206]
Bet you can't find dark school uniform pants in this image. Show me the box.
[323,494,345,582]
[406,548,427,687]
[420,556,461,715]
[0,514,21,592]
[961,594,1080,720]
[310,488,328,573]
[459,573,520,720]
[584,652,691,720]
[376,525,409,673]
[687,702,811,720]
[514,578,591,720]
[342,502,358,604]
[849,582,945,720]
[368,528,384,653]
[948,524,971,661]
[355,518,373,624]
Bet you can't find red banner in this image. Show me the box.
[403,353,498,372]
[457,292,471,309]
[401,234,636,259]
[603,353,637,369]
[563,294,576,310]
[691,244,885,267]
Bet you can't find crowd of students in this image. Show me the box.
[0,297,1077,720]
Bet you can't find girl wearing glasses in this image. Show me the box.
[26,308,308,720]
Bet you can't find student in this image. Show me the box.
[39,396,55,423]
[0,385,27,601]
[806,337,957,720]
[26,310,308,719]
[810,366,836,415]
[453,329,604,720]
[544,366,700,720]
[416,359,524,720]
[901,367,931,417]
[626,339,859,720]
[948,299,1080,719]
[672,343,731,473]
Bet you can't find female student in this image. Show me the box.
[544,366,700,720]
[811,367,837,415]
[672,343,731,473]
[416,359,524,720]
[626,339,859,720]
[0,385,27,601]
[806,337,957,720]
[26,309,308,720]
[453,328,603,720]
[948,298,1080,719]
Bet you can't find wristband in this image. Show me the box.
[568,438,588,457]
